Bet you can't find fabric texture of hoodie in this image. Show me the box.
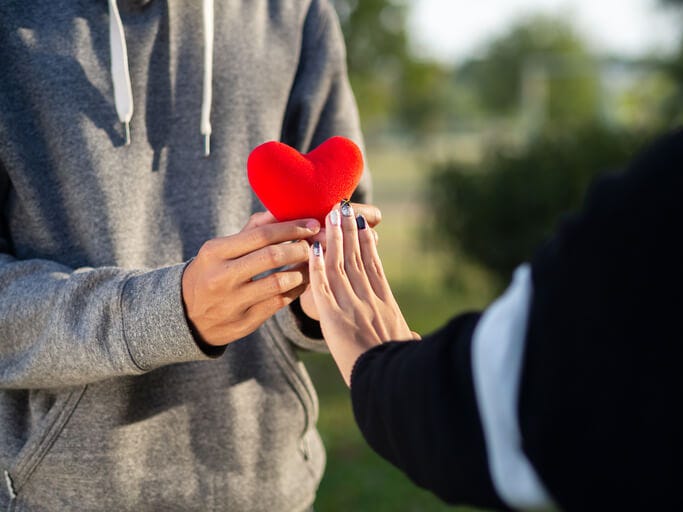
[0,1,369,510]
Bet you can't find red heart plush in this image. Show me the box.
[247,136,364,224]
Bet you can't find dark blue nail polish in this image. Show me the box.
[312,241,322,256]
[356,215,367,230]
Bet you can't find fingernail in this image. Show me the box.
[329,209,340,226]
[312,241,322,256]
[356,214,367,230]
[305,219,320,231]
[340,200,353,217]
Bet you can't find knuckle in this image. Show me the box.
[260,225,279,244]
[295,240,310,258]
[246,229,269,249]
[199,239,219,259]
[243,312,262,333]
[204,272,223,294]
[270,273,289,293]
[334,260,346,276]
[345,254,363,273]
[271,294,288,310]
[251,211,267,222]
[321,281,334,298]
[264,245,285,268]
[371,260,385,279]
[244,308,267,332]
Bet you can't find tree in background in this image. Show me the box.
[425,13,671,282]
[657,0,683,126]
[332,0,455,135]
[332,0,407,131]
[456,16,601,134]
[333,0,680,282]
[428,125,647,282]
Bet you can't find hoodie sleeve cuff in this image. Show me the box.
[120,263,217,371]
[274,301,327,352]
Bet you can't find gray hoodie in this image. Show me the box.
[0,1,368,510]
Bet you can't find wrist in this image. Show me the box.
[290,298,323,339]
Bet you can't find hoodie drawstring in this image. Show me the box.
[107,0,215,156]
[108,0,133,145]
[201,0,214,157]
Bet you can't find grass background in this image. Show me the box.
[301,142,499,511]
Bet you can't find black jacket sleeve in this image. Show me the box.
[519,129,683,511]
[350,129,683,511]
[350,313,510,511]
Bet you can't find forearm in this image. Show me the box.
[350,313,510,510]
[326,330,377,387]
[0,256,206,389]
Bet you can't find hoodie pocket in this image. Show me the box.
[3,386,86,505]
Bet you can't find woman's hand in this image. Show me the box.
[299,202,382,321]
[308,202,418,386]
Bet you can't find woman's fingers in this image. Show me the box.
[323,203,391,308]
[357,215,393,302]
[340,202,376,303]
[323,205,358,310]
[310,205,417,352]
[241,210,278,231]
[308,240,333,308]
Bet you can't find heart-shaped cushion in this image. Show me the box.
[247,136,364,224]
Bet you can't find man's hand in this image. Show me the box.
[299,202,382,321]
[182,212,320,346]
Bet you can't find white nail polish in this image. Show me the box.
[330,210,340,226]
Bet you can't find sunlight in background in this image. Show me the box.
[408,0,682,63]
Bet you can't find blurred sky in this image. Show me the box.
[408,0,682,63]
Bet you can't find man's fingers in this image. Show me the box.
[243,283,307,332]
[242,211,278,231]
[236,220,319,258]
[202,219,320,261]
[232,239,311,280]
[242,268,307,305]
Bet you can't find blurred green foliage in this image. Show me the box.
[333,0,457,134]
[332,0,407,129]
[659,40,683,126]
[457,16,600,127]
[427,124,650,281]
[421,5,683,282]
[333,0,683,136]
